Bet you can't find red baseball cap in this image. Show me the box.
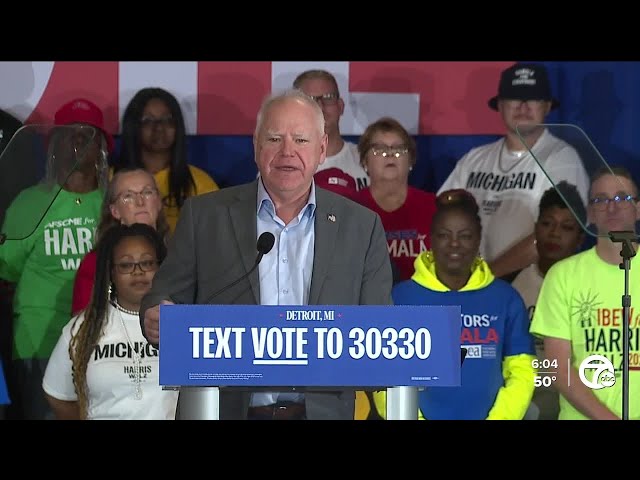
[54,98,114,154]
[314,167,359,201]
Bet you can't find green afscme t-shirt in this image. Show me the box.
[0,185,103,359]
[531,247,640,420]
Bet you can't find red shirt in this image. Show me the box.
[71,250,97,316]
[355,186,437,281]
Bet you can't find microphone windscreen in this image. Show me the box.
[257,231,275,255]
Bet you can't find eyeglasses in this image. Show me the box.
[589,194,638,211]
[113,259,159,274]
[116,188,159,205]
[307,93,340,106]
[140,115,175,128]
[370,144,409,159]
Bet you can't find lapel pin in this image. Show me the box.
[328,214,336,222]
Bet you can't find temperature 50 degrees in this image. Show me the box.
[534,375,557,387]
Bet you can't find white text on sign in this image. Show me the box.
[188,326,432,363]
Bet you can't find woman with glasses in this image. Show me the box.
[352,117,438,421]
[354,117,437,283]
[71,167,169,316]
[372,189,536,420]
[42,223,178,419]
[114,87,219,233]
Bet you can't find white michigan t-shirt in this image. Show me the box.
[43,306,178,420]
[438,129,589,262]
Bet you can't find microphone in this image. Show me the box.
[204,232,275,303]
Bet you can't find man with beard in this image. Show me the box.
[438,63,589,281]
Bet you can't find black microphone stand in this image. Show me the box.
[204,255,263,304]
[204,232,275,304]
[608,230,636,421]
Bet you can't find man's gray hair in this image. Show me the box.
[254,89,325,139]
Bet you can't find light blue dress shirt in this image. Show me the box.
[249,179,316,407]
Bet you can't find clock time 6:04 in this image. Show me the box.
[531,358,558,369]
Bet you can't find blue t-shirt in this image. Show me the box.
[392,278,534,420]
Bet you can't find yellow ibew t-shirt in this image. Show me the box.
[531,247,640,420]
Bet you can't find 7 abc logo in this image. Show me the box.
[579,355,616,390]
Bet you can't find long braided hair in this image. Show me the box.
[68,223,166,419]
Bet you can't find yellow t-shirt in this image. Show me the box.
[154,165,219,232]
[531,247,640,420]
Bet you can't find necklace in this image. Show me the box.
[497,140,530,174]
[113,299,139,316]
[112,303,143,400]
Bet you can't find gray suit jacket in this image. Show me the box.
[140,180,392,419]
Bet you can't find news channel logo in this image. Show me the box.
[578,354,616,389]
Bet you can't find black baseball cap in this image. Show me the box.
[488,63,560,111]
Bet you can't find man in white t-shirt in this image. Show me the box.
[293,69,369,191]
[438,63,589,279]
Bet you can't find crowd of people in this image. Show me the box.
[0,62,636,420]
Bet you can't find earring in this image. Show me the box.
[108,283,113,298]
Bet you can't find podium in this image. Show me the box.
[159,304,461,420]
[173,385,419,420]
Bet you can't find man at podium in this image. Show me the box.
[140,89,393,420]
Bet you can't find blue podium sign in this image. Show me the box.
[159,304,461,388]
